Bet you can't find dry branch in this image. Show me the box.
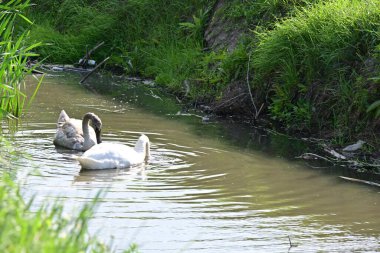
[79,57,110,84]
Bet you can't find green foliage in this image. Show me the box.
[253,0,380,132]
[0,0,44,119]
[367,100,380,118]
[179,7,211,43]
[224,0,318,28]
[366,45,380,118]
[0,175,139,253]
[28,0,211,66]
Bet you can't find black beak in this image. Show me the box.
[95,128,102,144]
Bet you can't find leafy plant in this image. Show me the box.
[367,100,380,117]
[179,7,210,43]
[0,174,139,253]
[0,0,44,118]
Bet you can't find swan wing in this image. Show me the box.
[77,143,144,170]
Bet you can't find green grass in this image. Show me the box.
[27,0,212,75]
[252,0,380,134]
[0,0,43,118]
[0,176,138,253]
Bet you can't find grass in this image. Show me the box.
[27,0,212,75]
[0,174,138,253]
[0,0,43,119]
[251,0,380,135]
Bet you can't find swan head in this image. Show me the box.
[84,112,103,144]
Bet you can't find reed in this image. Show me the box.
[0,0,43,119]
[0,174,138,253]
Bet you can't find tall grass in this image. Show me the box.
[28,0,212,87]
[252,0,380,132]
[0,174,138,253]
[0,0,43,119]
[224,0,318,28]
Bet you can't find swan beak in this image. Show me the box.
[95,128,102,144]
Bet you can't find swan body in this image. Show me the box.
[77,134,150,170]
[53,110,102,151]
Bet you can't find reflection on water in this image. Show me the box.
[3,73,380,252]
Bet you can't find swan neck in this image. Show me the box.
[82,114,91,140]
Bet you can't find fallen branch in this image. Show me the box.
[246,51,263,119]
[79,41,105,68]
[323,148,346,160]
[212,93,246,110]
[79,57,110,84]
[296,152,335,163]
[339,176,380,187]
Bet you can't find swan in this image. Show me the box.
[77,134,150,170]
[53,110,102,151]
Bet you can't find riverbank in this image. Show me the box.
[27,0,380,168]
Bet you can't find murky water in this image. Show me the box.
[4,73,380,252]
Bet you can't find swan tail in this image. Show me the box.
[57,110,70,125]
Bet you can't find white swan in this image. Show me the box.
[77,134,150,170]
[53,110,102,151]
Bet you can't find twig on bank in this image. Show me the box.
[323,148,346,160]
[79,41,105,68]
[212,93,246,110]
[246,51,263,119]
[339,176,380,187]
[80,57,110,84]
[296,152,335,163]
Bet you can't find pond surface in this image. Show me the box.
[5,73,380,252]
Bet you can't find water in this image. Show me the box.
[4,73,380,252]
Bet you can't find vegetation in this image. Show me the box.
[0,0,43,118]
[252,0,380,139]
[0,173,138,253]
[26,0,380,145]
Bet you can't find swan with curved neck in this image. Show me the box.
[53,110,102,151]
[77,134,150,170]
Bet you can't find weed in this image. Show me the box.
[0,0,44,118]
[253,0,380,134]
